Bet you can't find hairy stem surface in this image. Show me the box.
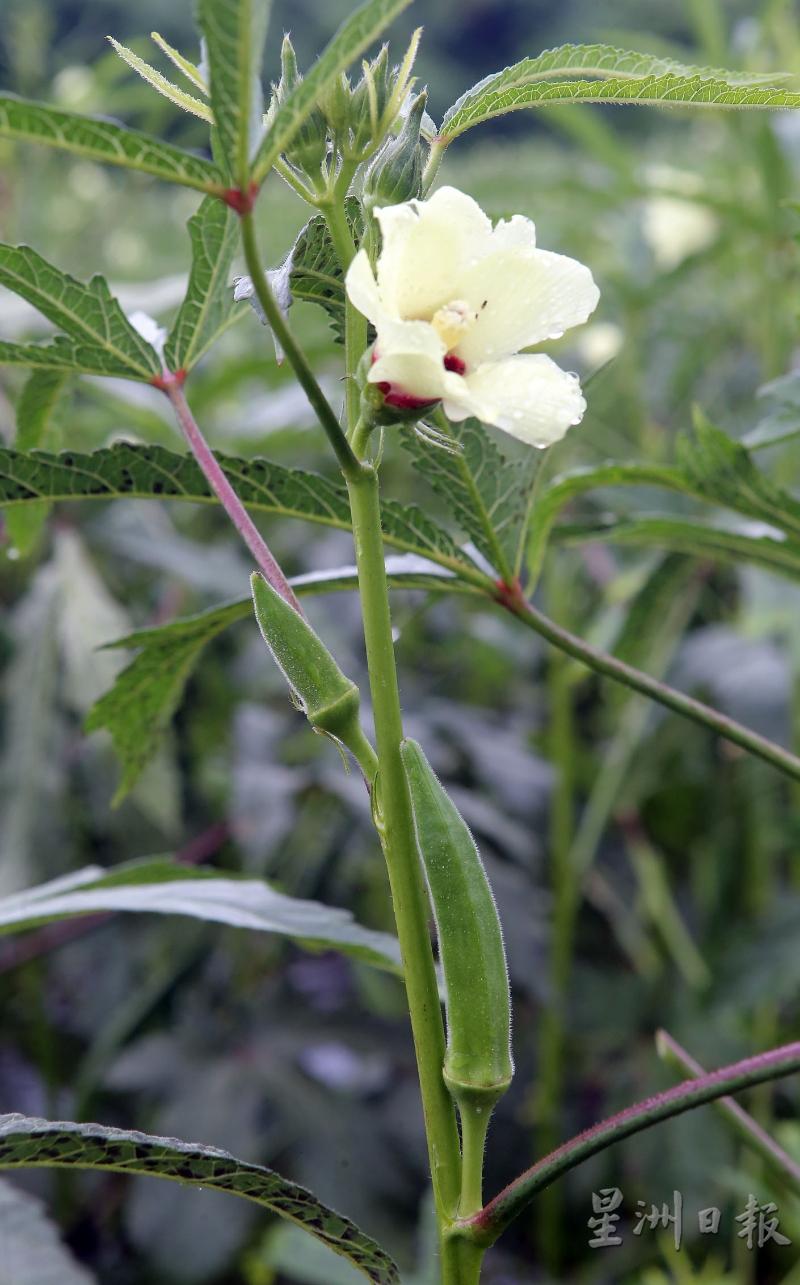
[346,463,462,1221]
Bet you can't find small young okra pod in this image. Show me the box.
[400,738,513,1110]
[250,572,361,745]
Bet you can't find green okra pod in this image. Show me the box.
[400,738,514,1111]
[250,572,363,748]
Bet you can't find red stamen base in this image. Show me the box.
[444,353,466,375]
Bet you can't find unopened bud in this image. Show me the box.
[267,34,329,176]
[362,91,426,211]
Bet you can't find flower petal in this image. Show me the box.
[442,354,587,447]
[369,318,447,402]
[375,185,492,321]
[345,249,385,326]
[454,247,600,367]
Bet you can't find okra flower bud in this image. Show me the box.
[362,91,426,212]
[251,572,361,745]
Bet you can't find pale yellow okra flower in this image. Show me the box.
[345,186,600,447]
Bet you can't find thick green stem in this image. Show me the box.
[346,463,462,1220]
[239,209,360,481]
[440,1235,485,1285]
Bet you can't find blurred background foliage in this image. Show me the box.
[2,0,800,1282]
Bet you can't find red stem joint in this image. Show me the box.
[221,182,260,216]
[150,369,187,392]
[493,577,525,612]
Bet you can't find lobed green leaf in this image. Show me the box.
[88,558,471,797]
[197,0,271,186]
[5,371,67,556]
[0,1114,399,1283]
[0,93,224,191]
[440,73,800,143]
[441,42,794,138]
[85,602,246,801]
[289,209,354,343]
[165,197,240,372]
[252,0,413,184]
[678,411,800,539]
[401,419,531,579]
[0,858,404,974]
[0,444,478,577]
[0,245,161,382]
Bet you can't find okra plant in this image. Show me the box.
[3,2,800,1282]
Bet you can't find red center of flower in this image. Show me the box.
[443,353,466,376]
[371,347,467,410]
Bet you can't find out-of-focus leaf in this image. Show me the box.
[164,197,239,373]
[0,246,161,381]
[558,515,800,582]
[525,461,685,588]
[0,565,63,894]
[0,1178,95,1285]
[0,445,479,577]
[0,1115,399,1284]
[5,370,66,555]
[677,411,800,538]
[52,529,130,714]
[252,0,413,183]
[86,554,468,800]
[85,600,247,802]
[439,71,800,145]
[260,1223,364,1285]
[0,94,224,192]
[0,859,404,974]
[401,418,532,576]
[197,0,270,185]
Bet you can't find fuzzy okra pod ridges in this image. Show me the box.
[250,572,361,744]
[400,738,513,1109]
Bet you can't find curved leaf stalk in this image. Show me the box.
[460,1042,800,1247]
[499,587,800,783]
[657,1030,800,1189]
[163,379,302,613]
[238,209,361,480]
